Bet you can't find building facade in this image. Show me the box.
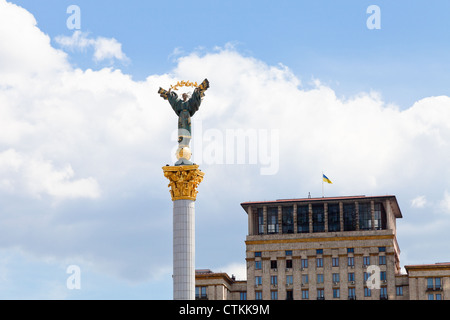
[195,195,450,300]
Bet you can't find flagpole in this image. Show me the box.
[322,171,324,198]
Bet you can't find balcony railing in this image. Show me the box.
[426,285,442,292]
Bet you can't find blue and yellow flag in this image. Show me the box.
[323,174,333,184]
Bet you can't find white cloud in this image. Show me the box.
[411,195,427,208]
[218,262,247,281]
[55,31,129,64]
[0,149,100,199]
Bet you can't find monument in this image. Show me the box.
[159,79,209,300]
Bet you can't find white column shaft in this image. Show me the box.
[173,199,195,300]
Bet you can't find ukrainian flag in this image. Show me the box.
[323,174,333,184]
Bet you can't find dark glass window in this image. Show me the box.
[286,290,293,300]
[312,204,325,232]
[257,208,264,234]
[343,203,356,231]
[286,259,292,269]
[359,203,372,230]
[267,207,279,234]
[271,260,277,269]
[328,203,340,232]
[374,203,387,230]
[297,205,309,233]
[282,206,294,234]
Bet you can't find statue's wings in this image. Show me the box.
[158,87,169,100]
[197,78,209,98]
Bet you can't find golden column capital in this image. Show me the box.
[162,164,205,201]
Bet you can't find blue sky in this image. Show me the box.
[1,0,450,299]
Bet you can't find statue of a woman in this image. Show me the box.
[158,79,209,165]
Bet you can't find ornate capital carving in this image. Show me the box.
[162,165,205,201]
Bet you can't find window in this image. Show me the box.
[348,288,356,300]
[282,206,294,234]
[240,292,247,300]
[271,275,277,286]
[328,203,340,231]
[436,278,442,290]
[428,293,442,300]
[257,208,264,234]
[378,246,386,252]
[364,287,371,297]
[297,205,309,233]
[396,286,403,296]
[285,250,292,256]
[380,287,387,300]
[312,204,325,232]
[271,290,278,300]
[302,274,309,285]
[317,258,323,268]
[316,249,323,255]
[255,251,262,257]
[374,203,386,230]
[286,275,293,285]
[286,259,293,269]
[332,273,340,283]
[359,202,372,230]
[427,278,434,290]
[271,260,277,269]
[195,286,207,299]
[348,273,355,282]
[255,291,262,300]
[255,261,261,270]
[363,256,370,266]
[380,271,386,281]
[317,289,324,300]
[267,207,278,234]
[343,203,356,231]
[333,288,340,298]
[301,259,308,269]
[255,276,262,286]
[302,289,309,300]
[379,255,386,265]
[317,274,324,284]
[427,277,442,290]
[364,272,369,282]
[347,248,354,253]
[332,257,339,267]
[348,257,354,267]
[286,290,293,300]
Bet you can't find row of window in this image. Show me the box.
[255,271,388,287]
[255,256,387,270]
[252,286,392,300]
[256,202,387,235]
[255,247,385,257]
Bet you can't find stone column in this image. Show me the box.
[163,164,205,300]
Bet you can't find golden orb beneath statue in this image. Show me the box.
[176,146,192,160]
